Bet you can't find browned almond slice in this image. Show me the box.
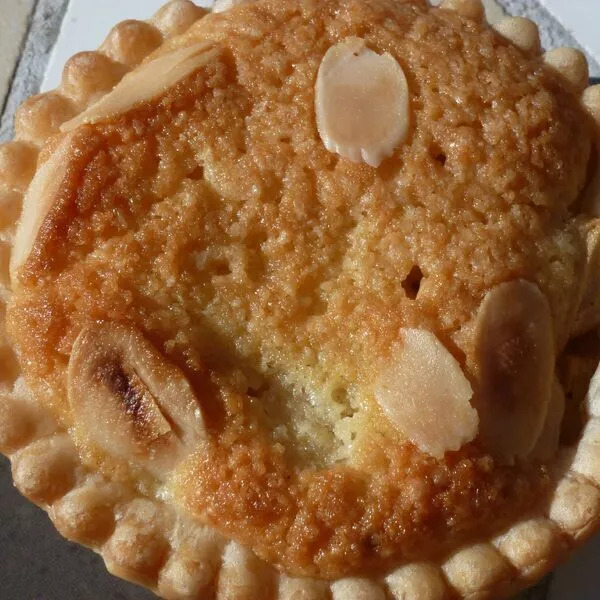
[68,322,205,478]
[375,328,478,458]
[473,280,554,463]
[315,37,410,168]
[10,131,77,282]
[61,43,220,132]
[573,219,600,335]
[586,360,600,418]
[529,378,565,461]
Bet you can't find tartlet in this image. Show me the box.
[2,0,600,598]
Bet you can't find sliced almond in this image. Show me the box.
[375,328,478,458]
[61,43,220,132]
[529,378,565,461]
[10,131,78,283]
[315,37,410,168]
[68,322,205,478]
[473,280,554,463]
[573,219,600,335]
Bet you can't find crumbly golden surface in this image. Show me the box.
[6,0,595,579]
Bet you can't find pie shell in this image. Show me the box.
[1,1,600,599]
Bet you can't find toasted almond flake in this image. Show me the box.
[10,131,77,283]
[493,16,541,53]
[68,322,205,478]
[61,43,219,132]
[315,37,410,168]
[385,563,446,600]
[442,543,512,596]
[331,578,386,600]
[473,280,554,463]
[375,328,478,458]
[543,48,589,92]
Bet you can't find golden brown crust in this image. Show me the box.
[543,47,590,92]
[439,0,485,23]
[100,21,164,68]
[442,543,513,598]
[1,2,600,599]
[493,519,566,582]
[11,433,80,505]
[493,16,541,54]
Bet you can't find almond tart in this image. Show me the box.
[2,0,600,598]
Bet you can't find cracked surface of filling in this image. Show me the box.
[6,0,596,580]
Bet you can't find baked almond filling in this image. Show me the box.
[5,0,598,581]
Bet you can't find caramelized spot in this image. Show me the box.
[97,361,149,424]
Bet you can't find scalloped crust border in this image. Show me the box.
[2,1,600,599]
